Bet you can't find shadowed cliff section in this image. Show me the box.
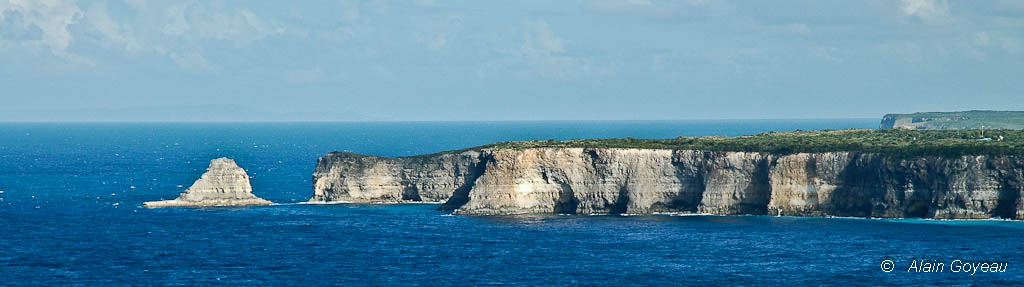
[994,158,1024,219]
[664,151,707,213]
[437,153,491,210]
[311,151,487,203]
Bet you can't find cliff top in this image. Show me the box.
[880,110,1024,130]
[393,129,1024,158]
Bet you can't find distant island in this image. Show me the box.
[310,129,1024,219]
[880,110,1024,130]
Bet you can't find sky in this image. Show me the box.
[1,0,1022,122]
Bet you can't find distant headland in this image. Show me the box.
[880,110,1024,130]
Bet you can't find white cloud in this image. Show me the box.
[515,20,598,80]
[966,32,1023,57]
[285,67,323,84]
[200,8,285,44]
[901,0,950,24]
[85,2,140,53]
[338,1,361,22]
[421,33,446,50]
[811,46,843,64]
[521,21,565,55]
[410,14,461,51]
[0,0,82,55]
[160,3,285,45]
[164,49,212,71]
[315,27,354,44]
[771,23,811,36]
[1001,38,1021,54]
[584,0,715,20]
[589,0,652,12]
[149,2,292,73]
[974,32,990,46]
[122,0,145,11]
[161,3,188,36]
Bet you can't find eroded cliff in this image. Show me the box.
[309,151,486,203]
[311,149,1024,219]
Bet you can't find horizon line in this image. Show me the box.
[0,118,880,124]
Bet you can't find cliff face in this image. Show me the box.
[309,152,486,203]
[145,158,272,207]
[311,149,1024,219]
[879,114,900,129]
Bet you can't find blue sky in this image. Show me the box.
[1,0,1022,121]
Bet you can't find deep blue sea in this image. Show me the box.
[3,120,1023,286]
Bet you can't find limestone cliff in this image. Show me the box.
[311,149,1024,219]
[145,158,272,207]
[309,152,485,203]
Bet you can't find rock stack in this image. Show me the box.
[144,158,272,207]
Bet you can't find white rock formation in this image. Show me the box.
[311,148,1024,219]
[144,158,272,207]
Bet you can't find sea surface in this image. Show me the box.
[2,120,1023,286]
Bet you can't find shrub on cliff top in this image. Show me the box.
[430,129,1024,158]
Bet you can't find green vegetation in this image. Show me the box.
[409,129,1024,158]
[881,110,1024,130]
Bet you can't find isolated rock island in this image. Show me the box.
[311,129,1024,219]
[145,158,272,207]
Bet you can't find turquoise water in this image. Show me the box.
[3,120,1023,286]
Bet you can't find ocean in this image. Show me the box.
[2,120,1023,286]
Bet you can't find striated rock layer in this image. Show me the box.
[145,158,272,207]
[310,152,485,203]
[311,149,1024,219]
